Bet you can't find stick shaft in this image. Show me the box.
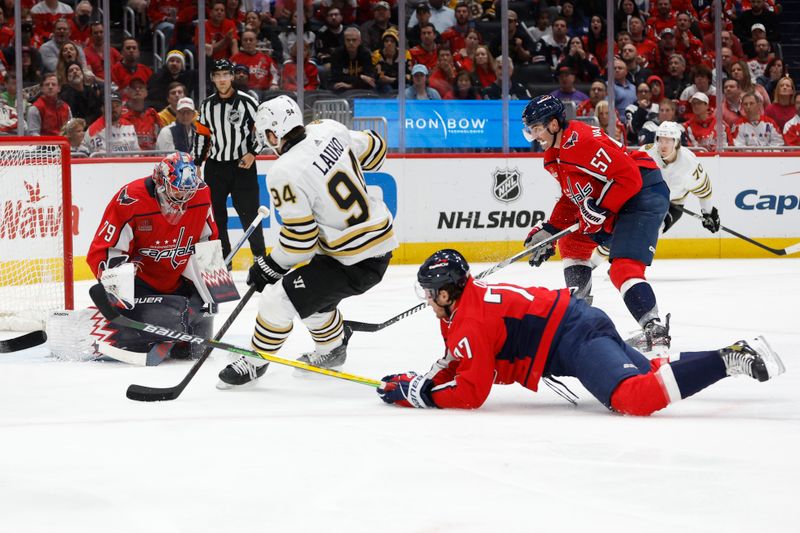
[677,206,794,256]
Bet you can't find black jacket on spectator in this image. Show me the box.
[490,27,537,67]
[561,54,600,82]
[329,46,376,90]
[147,66,198,109]
[360,21,392,52]
[481,80,531,100]
[316,27,345,65]
[663,74,690,101]
[60,82,104,124]
[735,8,779,43]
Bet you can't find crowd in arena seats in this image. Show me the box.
[0,0,795,153]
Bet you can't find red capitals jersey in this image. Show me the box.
[122,106,162,150]
[544,120,657,230]
[87,177,218,294]
[231,51,279,90]
[426,278,571,409]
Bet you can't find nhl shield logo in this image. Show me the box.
[492,168,522,203]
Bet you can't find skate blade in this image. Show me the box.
[751,336,786,379]
[215,379,261,390]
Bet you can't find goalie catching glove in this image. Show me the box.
[247,254,289,292]
[377,372,436,408]
[523,221,559,267]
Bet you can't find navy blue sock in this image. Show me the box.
[669,350,727,399]
[622,282,657,324]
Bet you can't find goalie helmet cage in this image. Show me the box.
[0,136,73,331]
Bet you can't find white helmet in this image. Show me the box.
[656,121,682,142]
[255,95,303,155]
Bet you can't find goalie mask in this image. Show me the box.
[255,95,303,155]
[655,121,682,161]
[153,151,202,224]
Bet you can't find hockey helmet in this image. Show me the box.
[255,95,304,155]
[416,249,470,301]
[655,120,682,159]
[211,58,234,74]
[153,151,202,224]
[522,95,566,141]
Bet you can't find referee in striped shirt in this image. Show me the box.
[195,58,265,260]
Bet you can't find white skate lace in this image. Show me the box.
[231,357,259,379]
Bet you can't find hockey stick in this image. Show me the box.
[677,206,800,256]
[0,330,47,353]
[89,284,381,389]
[344,223,580,333]
[123,207,269,399]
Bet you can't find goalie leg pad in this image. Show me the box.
[112,295,191,352]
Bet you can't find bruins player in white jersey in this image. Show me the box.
[591,121,721,267]
[218,95,397,388]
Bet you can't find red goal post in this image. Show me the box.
[0,136,73,331]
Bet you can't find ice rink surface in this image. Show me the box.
[1,258,798,533]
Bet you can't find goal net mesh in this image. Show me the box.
[0,143,68,331]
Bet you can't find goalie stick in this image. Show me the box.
[678,206,800,256]
[89,284,381,391]
[344,223,580,333]
[0,330,47,353]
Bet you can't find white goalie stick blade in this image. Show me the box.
[0,330,47,353]
[97,342,147,366]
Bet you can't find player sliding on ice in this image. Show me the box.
[519,95,671,351]
[377,249,785,414]
[591,120,721,266]
[216,95,398,389]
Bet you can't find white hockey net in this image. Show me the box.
[0,139,72,331]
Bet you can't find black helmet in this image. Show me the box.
[417,249,470,301]
[211,59,233,73]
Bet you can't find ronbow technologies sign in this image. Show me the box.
[353,99,531,149]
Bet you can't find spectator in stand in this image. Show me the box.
[112,38,154,91]
[647,0,676,35]
[452,70,480,100]
[733,91,783,147]
[232,64,259,101]
[356,0,395,26]
[576,80,606,116]
[315,0,357,26]
[147,50,196,110]
[158,82,187,126]
[54,41,91,87]
[156,97,197,153]
[428,47,456,99]
[0,71,24,134]
[679,65,716,109]
[491,10,536,67]
[18,46,43,88]
[147,0,184,50]
[595,99,626,145]
[440,2,473,53]
[781,93,800,146]
[360,1,393,52]
[315,7,345,68]
[407,4,436,49]
[648,74,665,103]
[560,1,587,37]
[583,15,608,66]
[615,0,642,34]
[0,9,14,49]
[62,117,90,156]
[621,42,651,85]
[454,28,480,72]
[721,78,746,128]
[26,73,71,136]
[409,23,439,72]
[638,98,687,145]
[68,1,93,46]
[704,29,745,58]
[652,27,678,77]
[765,77,796,130]
[407,0,455,35]
[663,54,690,101]
[543,17,570,63]
[243,10,280,58]
[30,0,72,42]
[471,45,496,89]
[674,10,704,67]
[481,56,530,100]
[86,91,140,154]
[741,22,768,59]
[278,13,316,62]
[40,18,88,74]
[59,60,102,124]
[747,38,773,81]
[549,64,588,103]
[280,38,320,91]
[730,59,770,106]
[757,57,785,98]
[274,0,314,26]
[685,92,730,150]
[329,27,375,92]
[19,13,45,50]
[405,63,440,100]
[528,11,552,44]
[123,77,161,151]
[84,22,120,84]
[372,27,399,94]
[613,57,637,111]
[560,36,600,82]
[626,82,659,144]
[225,0,246,26]
[734,0,779,43]
[720,47,736,80]
[231,29,280,98]
[628,15,657,66]
[198,1,239,61]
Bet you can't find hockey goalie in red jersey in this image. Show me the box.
[85,152,220,363]
[377,250,785,414]
[520,94,671,351]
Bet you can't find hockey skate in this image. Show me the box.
[626,313,671,352]
[296,325,351,370]
[719,336,786,382]
[216,356,269,389]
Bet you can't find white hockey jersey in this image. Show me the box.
[267,119,397,268]
[643,143,713,211]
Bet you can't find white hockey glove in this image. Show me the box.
[100,261,135,310]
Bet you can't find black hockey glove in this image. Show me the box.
[247,254,289,292]
[701,207,720,233]
[524,221,559,267]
